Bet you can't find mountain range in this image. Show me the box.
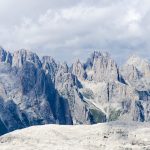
[0,47,149,135]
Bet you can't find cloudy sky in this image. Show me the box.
[0,0,150,64]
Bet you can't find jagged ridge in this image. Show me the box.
[0,47,149,135]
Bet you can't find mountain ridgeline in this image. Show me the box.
[0,47,149,135]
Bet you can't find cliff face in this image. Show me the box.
[0,47,149,135]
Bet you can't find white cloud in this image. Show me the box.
[0,0,150,64]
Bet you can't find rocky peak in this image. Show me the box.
[121,65,142,81]
[57,62,69,74]
[126,55,147,65]
[12,49,42,68]
[42,56,57,65]
[42,56,58,82]
[124,55,150,78]
[0,47,7,62]
[55,62,69,87]
[84,51,120,82]
[85,51,109,69]
[42,56,58,72]
[91,51,109,60]
[0,47,12,64]
[72,59,87,80]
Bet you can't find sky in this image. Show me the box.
[0,0,150,64]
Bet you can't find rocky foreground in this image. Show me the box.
[0,122,150,150]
